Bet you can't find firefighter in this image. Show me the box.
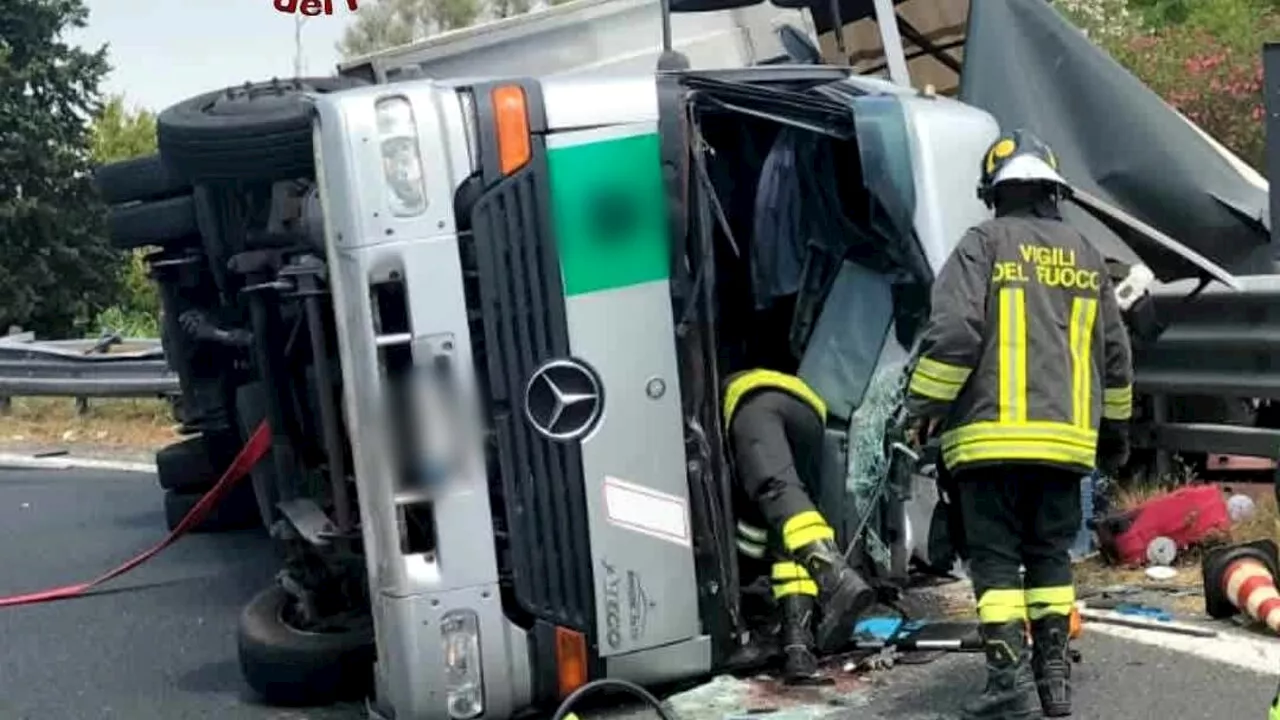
[904,130,1133,719]
[725,369,877,682]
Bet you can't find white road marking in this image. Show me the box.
[1086,618,1280,676]
[0,453,155,474]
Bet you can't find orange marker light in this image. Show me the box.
[492,85,531,176]
[554,626,588,698]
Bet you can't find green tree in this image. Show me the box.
[0,0,120,338]
[91,95,156,165]
[89,95,160,337]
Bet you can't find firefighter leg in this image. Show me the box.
[771,560,822,683]
[1022,470,1083,718]
[956,473,1041,720]
[730,392,875,654]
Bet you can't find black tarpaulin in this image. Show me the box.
[959,0,1271,276]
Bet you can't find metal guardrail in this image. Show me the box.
[0,334,178,402]
[1133,275,1280,473]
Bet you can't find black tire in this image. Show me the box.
[94,153,191,205]
[163,482,260,533]
[156,436,218,492]
[157,77,366,184]
[237,585,375,706]
[107,195,198,249]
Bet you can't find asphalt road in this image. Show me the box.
[0,466,1275,720]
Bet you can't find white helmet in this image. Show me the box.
[977,129,1070,207]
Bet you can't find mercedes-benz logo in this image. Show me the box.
[524,359,603,441]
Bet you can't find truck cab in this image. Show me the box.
[307,66,998,718]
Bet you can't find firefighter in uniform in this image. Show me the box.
[724,369,877,682]
[904,130,1133,719]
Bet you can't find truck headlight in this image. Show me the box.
[441,610,484,719]
[375,96,428,217]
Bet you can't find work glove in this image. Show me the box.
[904,414,942,451]
[1097,419,1130,476]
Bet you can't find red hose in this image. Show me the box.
[0,421,272,608]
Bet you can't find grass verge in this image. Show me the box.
[1076,480,1277,617]
[0,397,179,452]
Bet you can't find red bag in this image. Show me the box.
[1095,485,1231,566]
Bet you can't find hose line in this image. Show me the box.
[550,678,680,720]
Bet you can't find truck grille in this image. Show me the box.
[463,168,595,634]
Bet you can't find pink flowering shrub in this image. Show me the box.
[1099,6,1280,172]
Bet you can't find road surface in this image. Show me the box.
[0,466,1274,719]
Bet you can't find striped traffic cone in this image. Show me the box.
[1202,540,1280,629]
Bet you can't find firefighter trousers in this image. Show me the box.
[954,464,1082,624]
[730,389,828,602]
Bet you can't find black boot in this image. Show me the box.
[961,622,1042,720]
[1030,615,1072,717]
[793,539,877,653]
[778,594,823,684]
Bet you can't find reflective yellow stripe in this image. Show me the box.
[771,561,813,581]
[1026,585,1076,619]
[1069,297,1099,429]
[977,588,1027,623]
[998,287,1028,423]
[723,369,827,427]
[1104,384,1133,421]
[773,580,819,598]
[909,372,963,401]
[944,439,1095,469]
[941,420,1098,469]
[771,561,817,597]
[781,510,834,551]
[944,420,1098,446]
[916,357,972,384]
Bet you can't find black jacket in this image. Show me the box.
[905,210,1134,474]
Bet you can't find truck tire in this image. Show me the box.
[237,585,375,706]
[94,154,190,205]
[156,436,217,492]
[107,195,198,249]
[163,482,260,533]
[157,77,366,184]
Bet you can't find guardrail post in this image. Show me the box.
[0,396,10,415]
[75,396,89,416]
[1152,393,1170,479]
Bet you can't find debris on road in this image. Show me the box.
[664,672,870,720]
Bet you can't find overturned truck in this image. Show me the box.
[92,0,1271,718]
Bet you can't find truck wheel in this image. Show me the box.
[156,436,218,492]
[107,195,198,249]
[237,585,375,706]
[94,154,191,205]
[163,482,260,533]
[157,77,366,184]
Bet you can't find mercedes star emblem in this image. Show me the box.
[524,359,603,441]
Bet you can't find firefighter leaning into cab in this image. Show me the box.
[723,369,877,682]
[904,130,1133,719]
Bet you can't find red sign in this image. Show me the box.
[274,0,359,15]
